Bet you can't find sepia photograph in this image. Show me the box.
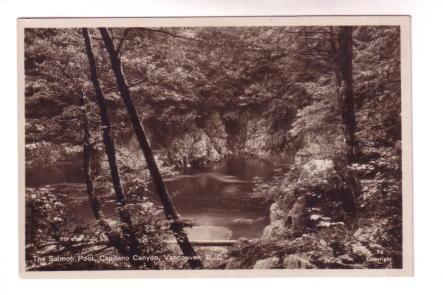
[18,17,412,277]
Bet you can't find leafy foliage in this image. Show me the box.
[24,25,403,270]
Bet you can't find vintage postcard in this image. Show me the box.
[18,16,412,278]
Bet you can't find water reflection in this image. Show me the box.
[164,157,277,240]
[27,157,284,241]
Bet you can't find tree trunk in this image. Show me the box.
[78,93,138,260]
[98,27,202,269]
[330,26,358,217]
[336,26,357,159]
[81,28,146,268]
[78,93,103,220]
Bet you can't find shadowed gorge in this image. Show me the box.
[24,25,402,270]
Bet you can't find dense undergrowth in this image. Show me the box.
[24,26,402,270]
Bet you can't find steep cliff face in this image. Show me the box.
[25,107,294,184]
[262,101,359,239]
[150,110,293,168]
[226,101,364,269]
[166,113,229,167]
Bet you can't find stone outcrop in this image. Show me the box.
[166,113,228,167]
[155,110,292,168]
[262,101,360,239]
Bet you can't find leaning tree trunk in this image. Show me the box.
[98,27,202,269]
[77,92,142,263]
[336,26,357,160]
[78,93,103,220]
[81,28,147,268]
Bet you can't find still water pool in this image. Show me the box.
[29,157,288,241]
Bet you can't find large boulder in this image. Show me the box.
[261,202,290,239]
